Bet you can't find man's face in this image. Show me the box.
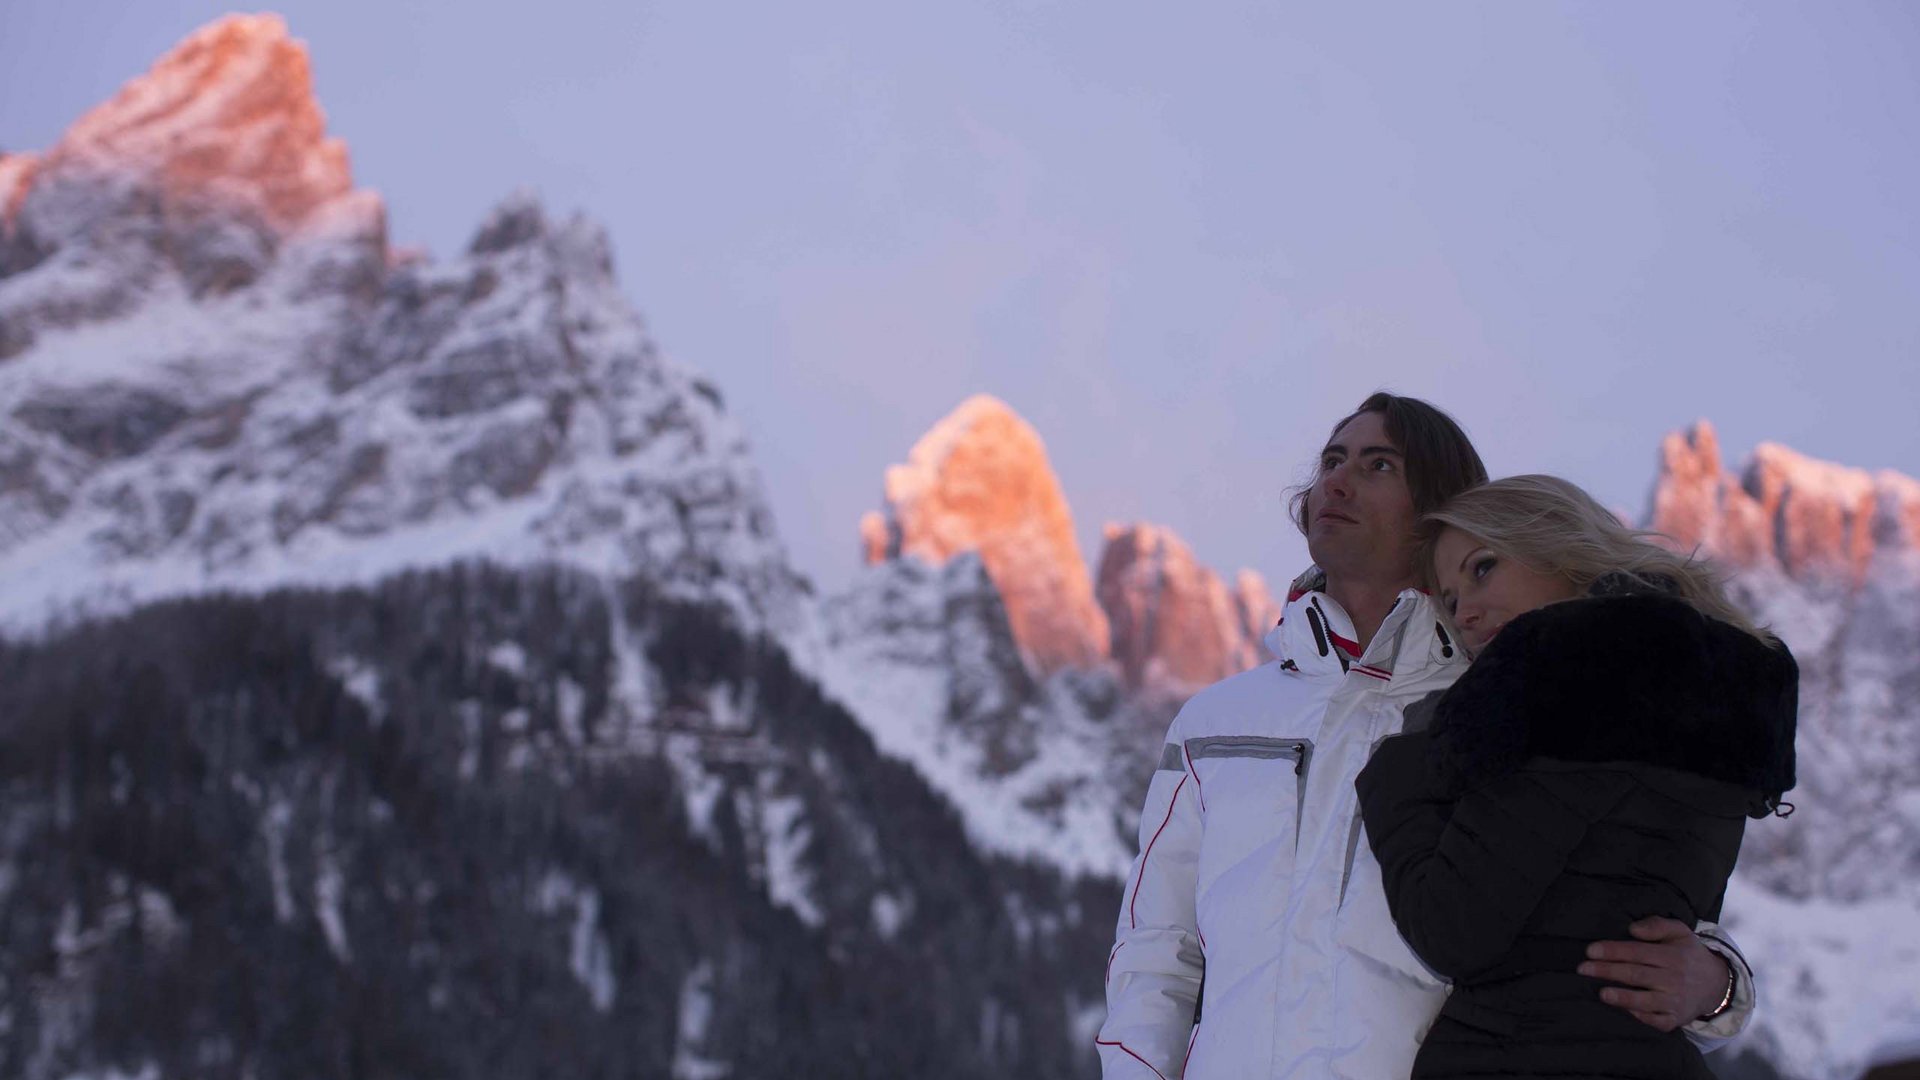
[1304,410,1420,585]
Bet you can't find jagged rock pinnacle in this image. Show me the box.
[36,13,354,232]
[1648,420,1919,587]
[1096,522,1276,691]
[862,395,1110,674]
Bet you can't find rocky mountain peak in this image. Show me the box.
[1095,522,1276,691]
[467,189,617,287]
[0,23,801,644]
[1649,420,1916,587]
[860,395,1109,674]
[33,13,353,234]
[0,155,35,228]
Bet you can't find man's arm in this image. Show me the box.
[1098,735,1205,1079]
[1581,918,1756,1047]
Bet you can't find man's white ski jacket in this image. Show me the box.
[1097,586,1755,1079]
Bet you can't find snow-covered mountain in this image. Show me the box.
[1648,422,1920,1079]
[824,395,1282,878]
[0,14,804,644]
[3,15,1916,1080]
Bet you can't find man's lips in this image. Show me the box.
[1315,510,1358,524]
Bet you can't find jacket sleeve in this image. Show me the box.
[1098,725,1205,1079]
[1684,922,1756,1048]
[1355,733,1636,979]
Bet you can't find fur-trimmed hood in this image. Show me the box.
[1430,593,1798,817]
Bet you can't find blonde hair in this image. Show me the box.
[1418,474,1770,642]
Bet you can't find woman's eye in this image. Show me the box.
[1472,557,1496,580]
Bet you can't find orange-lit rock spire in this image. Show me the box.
[1096,522,1277,691]
[1649,420,1920,587]
[861,395,1110,674]
[32,13,355,233]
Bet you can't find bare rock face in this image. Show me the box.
[0,21,803,643]
[1234,568,1282,643]
[1649,420,1906,587]
[1647,421,1920,902]
[862,395,1110,675]
[33,14,351,233]
[1095,522,1273,691]
[0,14,388,373]
[0,154,37,232]
[1644,421,1920,1080]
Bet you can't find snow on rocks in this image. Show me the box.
[1717,875,1920,1080]
[821,552,1140,878]
[1646,421,1920,1077]
[0,21,804,644]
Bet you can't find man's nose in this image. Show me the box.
[1320,462,1353,499]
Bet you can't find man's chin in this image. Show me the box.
[1305,524,1357,556]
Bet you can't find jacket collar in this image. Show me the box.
[1264,566,1465,685]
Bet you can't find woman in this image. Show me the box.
[1354,475,1797,1080]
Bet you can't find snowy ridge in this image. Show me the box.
[828,401,1279,880]
[1649,422,1920,1077]
[0,17,805,645]
[1717,877,1920,1079]
[3,17,1914,1079]
[821,552,1146,878]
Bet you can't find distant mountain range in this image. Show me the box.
[2,15,1914,1080]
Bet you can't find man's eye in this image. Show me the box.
[1320,456,1341,472]
[1369,457,1395,472]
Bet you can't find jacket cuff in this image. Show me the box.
[1683,924,1755,1046]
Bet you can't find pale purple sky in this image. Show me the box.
[5,2,1917,592]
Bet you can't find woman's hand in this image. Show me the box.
[1578,916,1731,1031]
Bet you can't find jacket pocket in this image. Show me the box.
[1184,736,1314,894]
[1185,736,1313,822]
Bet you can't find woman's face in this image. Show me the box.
[1430,526,1579,653]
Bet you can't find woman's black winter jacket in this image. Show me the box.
[1355,593,1797,1080]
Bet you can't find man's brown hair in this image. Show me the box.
[1290,391,1489,534]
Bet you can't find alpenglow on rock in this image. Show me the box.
[14,13,352,233]
[1649,420,1915,588]
[1096,522,1278,691]
[860,395,1110,674]
[0,15,804,638]
[1645,420,1920,1080]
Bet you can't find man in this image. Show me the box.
[1097,393,1753,1079]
